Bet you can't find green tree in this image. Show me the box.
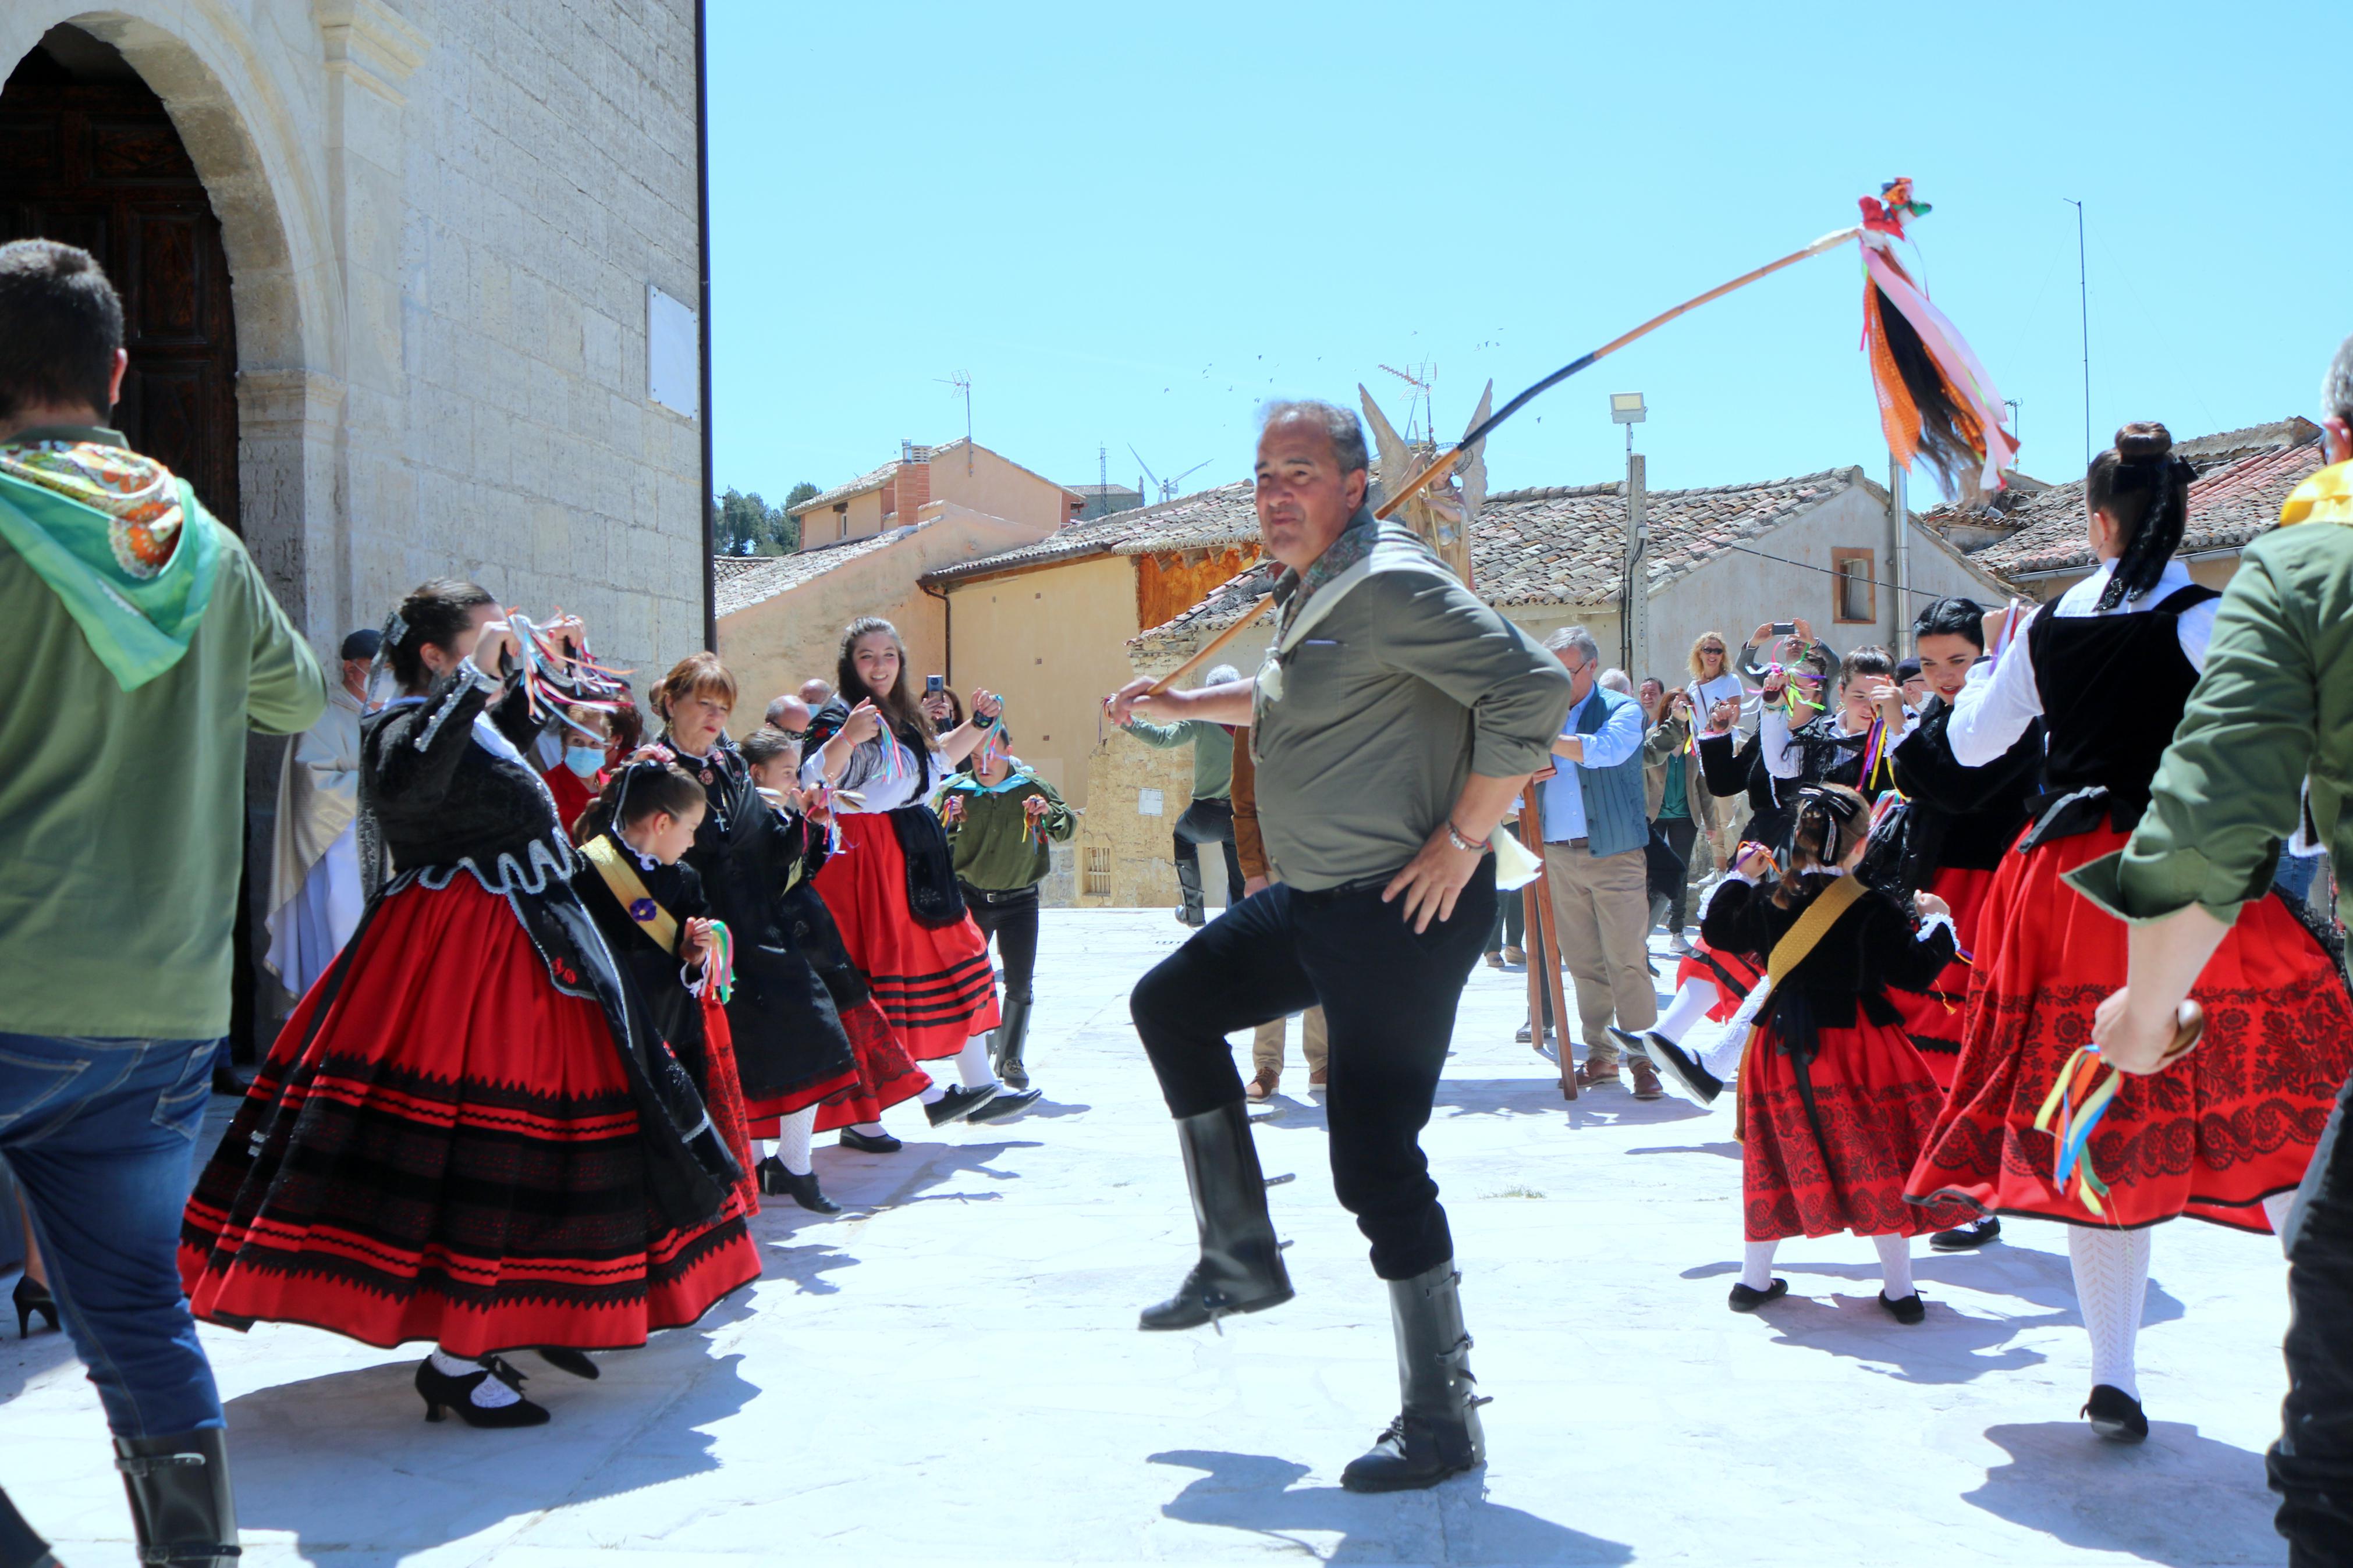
[715,483,817,554]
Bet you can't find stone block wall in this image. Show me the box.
[1072,730,1196,910]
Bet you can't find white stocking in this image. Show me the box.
[2068,1225,2152,1399]
[917,1078,947,1106]
[776,1105,816,1176]
[1653,980,1715,1044]
[851,1121,890,1136]
[1872,1233,1915,1299]
[954,1034,996,1090]
[1741,1238,1779,1291]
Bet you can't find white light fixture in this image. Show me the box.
[1610,392,1646,424]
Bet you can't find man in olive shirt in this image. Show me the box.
[2076,335,2353,1567]
[1120,664,1245,926]
[1108,400,1571,1492]
[0,240,325,1566]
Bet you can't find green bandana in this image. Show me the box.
[0,464,220,691]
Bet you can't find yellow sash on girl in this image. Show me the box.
[1732,873,1868,1139]
[583,834,679,955]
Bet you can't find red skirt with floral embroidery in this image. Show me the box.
[812,813,1000,1060]
[1890,863,1999,1092]
[1742,1015,1969,1241]
[1905,823,2353,1232]
[179,874,760,1354]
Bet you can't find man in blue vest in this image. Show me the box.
[1536,627,1663,1097]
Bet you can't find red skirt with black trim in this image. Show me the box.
[1742,1016,1971,1242]
[1890,863,1999,1092]
[745,998,931,1137]
[687,993,760,1215]
[1906,823,2353,1232]
[179,875,761,1355]
[812,813,1000,1060]
[1677,940,1762,1022]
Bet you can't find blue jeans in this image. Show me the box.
[0,1032,223,1437]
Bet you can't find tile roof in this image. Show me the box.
[921,480,1259,585]
[1965,421,2324,578]
[712,525,918,617]
[1131,466,1874,654]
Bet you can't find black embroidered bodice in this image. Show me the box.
[2026,583,2219,818]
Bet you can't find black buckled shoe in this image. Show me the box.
[1138,1101,1294,1331]
[1728,1278,1788,1313]
[112,1426,239,1567]
[2083,1384,2148,1443]
[925,1084,999,1128]
[1339,1262,1488,1493]
[414,1354,551,1428]
[757,1158,842,1214]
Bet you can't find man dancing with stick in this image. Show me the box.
[1108,400,1570,1492]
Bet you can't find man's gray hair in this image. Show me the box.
[1204,663,1241,687]
[1598,667,1632,695]
[1543,625,1601,665]
[2324,333,2353,424]
[1258,398,1369,477]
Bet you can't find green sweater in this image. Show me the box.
[1120,716,1234,801]
[0,445,325,1037]
[940,768,1077,891]
[2067,511,2353,925]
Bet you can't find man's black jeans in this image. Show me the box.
[1131,859,1496,1281]
[1172,797,1245,923]
[2273,1066,2353,1565]
[963,882,1039,1001]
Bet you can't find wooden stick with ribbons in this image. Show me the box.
[1140,224,1867,699]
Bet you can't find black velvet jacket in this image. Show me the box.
[1699,873,1956,1040]
[1887,698,2043,877]
[572,827,710,1059]
[1698,728,1787,850]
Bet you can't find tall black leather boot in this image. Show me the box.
[0,1483,56,1568]
[1172,849,1207,926]
[113,1427,238,1567]
[1138,1100,1293,1330]
[1340,1261,1488,1492]
[992,991,1035,1090]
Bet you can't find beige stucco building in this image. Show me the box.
[786,438,1081,549]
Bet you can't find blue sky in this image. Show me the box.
[708,1,2345,510]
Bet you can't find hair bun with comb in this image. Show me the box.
[2115,421,2173,463]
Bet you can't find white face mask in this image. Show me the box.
[563,746,605,778]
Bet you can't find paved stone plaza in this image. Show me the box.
[1,911,2295,1566]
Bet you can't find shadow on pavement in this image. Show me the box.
[1964,1420,2284,1567]
[1152,1449,1634,1565]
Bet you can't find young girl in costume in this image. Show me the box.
[801,617,1037,1126]
[737,727,932,1167]
[650,655,861,1213]
[939,725,1078,1091]
[1700,783,1968,1324]
[1907,424,2353,1442]
[180,582,757,1427]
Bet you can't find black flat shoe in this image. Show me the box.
[837,1126,902,1154]
[965,1087,1041,1124]
[12,1276,57,1339]
[2083,1384,2148,1443]
[1930,1216,2001,1251]
[1879,1290,1926,1325]
[1728,1278,1788,1313]
[415,1355,551,1428]
[758,1159,842,1214]
[925,1084,999,1128]
[537,1347,599,1379]
[1612,1025,1723,1108]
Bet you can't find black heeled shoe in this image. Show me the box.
[756,1157,841,1214]
[414,1354,551,1427]
[537,1347,599,1380]
[13,1277,56,1338]
[2083,1384,2148,1443]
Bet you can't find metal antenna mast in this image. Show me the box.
[2063,199,2088,469]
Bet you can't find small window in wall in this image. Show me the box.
[1083,845,1113,899]
[1832,548,1875,624]
[835,504,849,541]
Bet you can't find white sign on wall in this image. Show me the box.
[1138,788,1165,817]
[646,284,699,417]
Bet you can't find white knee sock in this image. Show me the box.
[1653,980,1715,1044]
[776,1106,816,1176]
[2263,1190,2296,1232]
[1741,1238,1779,1290]
[430,1347,519,1407]
[917,1077,947,1105]
[1873,1233,1915,1299]
[2068,1225,2152,1399]
[954,1034,996,1090]
[851,1120,890,1136]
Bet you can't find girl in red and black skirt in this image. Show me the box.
[1701,784,1969,1324]
[1907,423,2353,1442]
[180,582,757,1427]
[801,617,1037,1128]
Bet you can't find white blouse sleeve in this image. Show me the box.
[1947,609,2043,767]
[1759,705,1803,780]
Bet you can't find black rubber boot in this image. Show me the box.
[1138,1100,1293,1331]
[1340,1262,1488,1492]
[1173,852,1207,926]
[993,992,1034,1090]
[0,1483,57,1568]
[112,1427,238,1567]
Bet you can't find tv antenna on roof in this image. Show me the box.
[1379,360,1435,442]
[936,371,973,473]
[1129,445,1212,503]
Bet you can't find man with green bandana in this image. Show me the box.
[0,238,323,1568]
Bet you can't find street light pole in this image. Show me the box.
[1611,393,1648,675]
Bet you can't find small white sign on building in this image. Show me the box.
[1138,788,1165,817]
[645,283,699,417]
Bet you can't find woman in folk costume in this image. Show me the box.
[1699,783,1969,1323]
[181,581,756,1427]
[649,655,863,1211]
[801,617,1037,1126]
[262,627,378,1000]
[569,758,761,1221]
[1905,424,2353,1442]
[737,727,934,1160]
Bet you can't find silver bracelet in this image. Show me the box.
[1445,819,1489,854]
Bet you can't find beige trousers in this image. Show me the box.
[1251,1007,1329,1082]
[1541,841,1659,1066]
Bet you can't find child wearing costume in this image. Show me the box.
[939,726,1077,1092]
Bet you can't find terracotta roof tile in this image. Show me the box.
[921,481,1258,585]
[713,525,917,616]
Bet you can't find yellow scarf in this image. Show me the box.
[583,834,679,955]
[2279,459,2353,528]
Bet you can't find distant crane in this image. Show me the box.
[1130,445,1212,503]
[1379,360,1435,442]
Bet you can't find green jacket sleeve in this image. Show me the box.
[1034,777,1078,843]
[221,529,328,737]
[1120,716,1190,748]
[1361,570,1574,778]
[2065,529,2344,924]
